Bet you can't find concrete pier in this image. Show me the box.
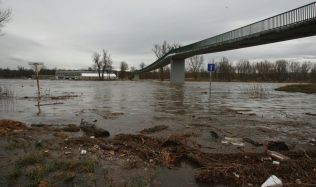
[133,73,140,81]
[170,59,185,84]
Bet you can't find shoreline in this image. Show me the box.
[1,119,315,186]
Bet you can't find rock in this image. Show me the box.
[268,141,289,151]
[210,131,219,140]
[80,119,110,137]
[62,124,80,132]
[140,125,168,134]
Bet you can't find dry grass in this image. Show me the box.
[0,85,14,98]
[276,84,316,94]
[243,83,269,99]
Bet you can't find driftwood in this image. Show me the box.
[35,102,64,106]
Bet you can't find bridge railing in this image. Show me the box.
[174,2,316,54]
[138,2,316,73]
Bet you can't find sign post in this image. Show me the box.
[29,62,44,115]
[207,63,216,86]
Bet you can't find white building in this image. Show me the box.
[81,73,118,80]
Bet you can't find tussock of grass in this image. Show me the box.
[275,84,316,94]
[16,154,44,168]
[8,167,21,180]
[0,85,14,98]
[9,157,97,185]
[243,84,269,99]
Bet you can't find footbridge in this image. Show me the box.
[135,2,316,83]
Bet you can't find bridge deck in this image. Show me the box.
[137,2,316,73]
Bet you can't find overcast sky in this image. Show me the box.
[0,0,315,70]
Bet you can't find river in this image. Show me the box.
[0,79,315,135]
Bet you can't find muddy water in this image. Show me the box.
[0,80,316,135]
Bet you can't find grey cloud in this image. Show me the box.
[0,0,315,69]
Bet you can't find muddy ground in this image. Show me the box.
[0,117,316,187]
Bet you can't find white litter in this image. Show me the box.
[261,175,282,187]
[81,149,87,155]
[272,161,280,165]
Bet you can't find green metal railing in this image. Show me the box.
[174,2,316,54]
[139,2,316,73]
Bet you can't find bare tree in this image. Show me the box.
[120,61,128,79]
[187,55,204,80]
[311,63,316,82]
[216,57,235,81]
[255,60,274,81]
[106,55,113,80]
[236,60,254,81]
[0,6,11,35]
[289,61,300,81]
[140,62,146,69]
[130,66,136,72]
[92,52,101,80]
[101,50,112,80]
[152,41,181,81]
[300,61,311,80]
[275,60,288,82]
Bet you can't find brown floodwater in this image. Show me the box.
[0,79,316,136]
[1,79,316,186]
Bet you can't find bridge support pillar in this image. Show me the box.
[170,59,185,84]
[133,73,140,81]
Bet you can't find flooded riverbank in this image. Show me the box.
[1,80,316,186]
[1,80,316,132]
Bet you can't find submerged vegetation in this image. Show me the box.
[243,84,270,99]
[0,85,14,98]
[275,84,316,94]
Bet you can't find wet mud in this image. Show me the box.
[0,119,316,186]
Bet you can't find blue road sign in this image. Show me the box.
[208,64,216,72]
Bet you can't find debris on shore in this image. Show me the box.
[0,119,28,135]
[1,119,316,186]
[79,119,110,137]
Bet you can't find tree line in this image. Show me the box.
[141,57,316,82]
[207,57,316,82]
[0,66,56,78]
[1,58,316,82]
